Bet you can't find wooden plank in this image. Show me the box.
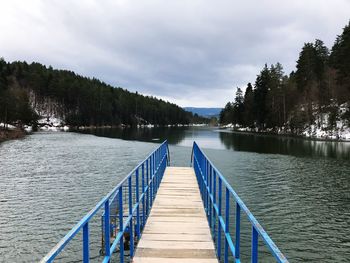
[133,167,218,262]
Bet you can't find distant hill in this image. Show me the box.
[0,59,207,128]
[184,107,222,118]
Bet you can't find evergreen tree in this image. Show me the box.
[219,22,350,133]
[330,21,350,103]
[254,64,270,128]
[0,59,206,128]
[232,87,244,126]
[243,83,255,127]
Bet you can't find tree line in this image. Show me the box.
[0,59,207,128]
[220,21,350,133]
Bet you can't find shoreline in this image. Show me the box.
[0,128,27,144]
[217,127,350,143]
[2,126,350,144]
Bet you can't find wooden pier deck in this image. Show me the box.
[133,167,218,263]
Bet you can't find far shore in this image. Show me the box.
[2,125,350,145]
[217,127,350,143]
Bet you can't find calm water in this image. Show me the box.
[0,127,350,262]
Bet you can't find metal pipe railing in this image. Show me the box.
[191,141,289,263]
[41,140,169,263]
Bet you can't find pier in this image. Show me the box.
[41,141,288,263]
[133,167,217,262]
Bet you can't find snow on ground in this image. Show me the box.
[0,123,17,130]
[221,103,350,141]
[37,116,69,131]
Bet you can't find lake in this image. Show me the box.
[0,127,349,262]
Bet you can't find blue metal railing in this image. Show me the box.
[191,142,288,263]
[41,141,169,263]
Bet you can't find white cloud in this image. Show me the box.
[1,0,349,106]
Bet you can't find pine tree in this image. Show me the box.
[254,64,270,128]
[330,21,350,103]
[233,87,244,125]
[243,83,255,127]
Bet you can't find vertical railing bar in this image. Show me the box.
[83,223,89,263]
[146,159,149,216]
[150,155,153,206]
[136,168,140,239]
[154,152,156,197]
[104,201,110,257]
[224,188,229,263]
[155,150,159,191]
[236,203,241,261]
[213,170,217,240]
[153,152,155,176]
[202,152,205,201]
[209,165,212,228]
[128,176,134,258]
[252,226,258,263]
[218,176,222,259]
[119,188,124,263]
[205,159,208,214]
[142,163,145,228]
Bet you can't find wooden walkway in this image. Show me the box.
[133,167,218,263]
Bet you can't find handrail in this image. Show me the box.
[191,141,289,263]
[41,140,169,263]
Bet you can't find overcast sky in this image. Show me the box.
[1,0,349,107]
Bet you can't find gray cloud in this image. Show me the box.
[1,0,349,106]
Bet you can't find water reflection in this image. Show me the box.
[218,130,350,159]
[77,127,187,145]
[80,127,350,159]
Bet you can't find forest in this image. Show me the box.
[220,21,350,137]
[0,59,206,129]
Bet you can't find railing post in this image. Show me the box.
[204,159,208,213]
[201,155,204,198]
[142,163,145,227]
[209,165,212,226]
[158,148,160,167]
[150,155,153,206]
[252,226,258,263]
[104,201,110,258]
[146,159,149,216]
[136,168,140,239]
[236,203,241,261]
[128,177,134,257]
[218,177,222,260]
[153,152,156,198]
[119,189,124,263]
[83,223,89,263]
[155,151,159,191]
[156,149,158,169]
[224,188,229,263]
[153,152,155,175]
[166,143,169,166]
[213,170,217,237]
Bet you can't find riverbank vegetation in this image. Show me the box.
[0,128,26,143]
[0,58,207,132]
[220,21,350,140]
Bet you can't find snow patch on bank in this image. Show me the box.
[37,116,69,131]
[221,103,350,141]
[0,123,17,130]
